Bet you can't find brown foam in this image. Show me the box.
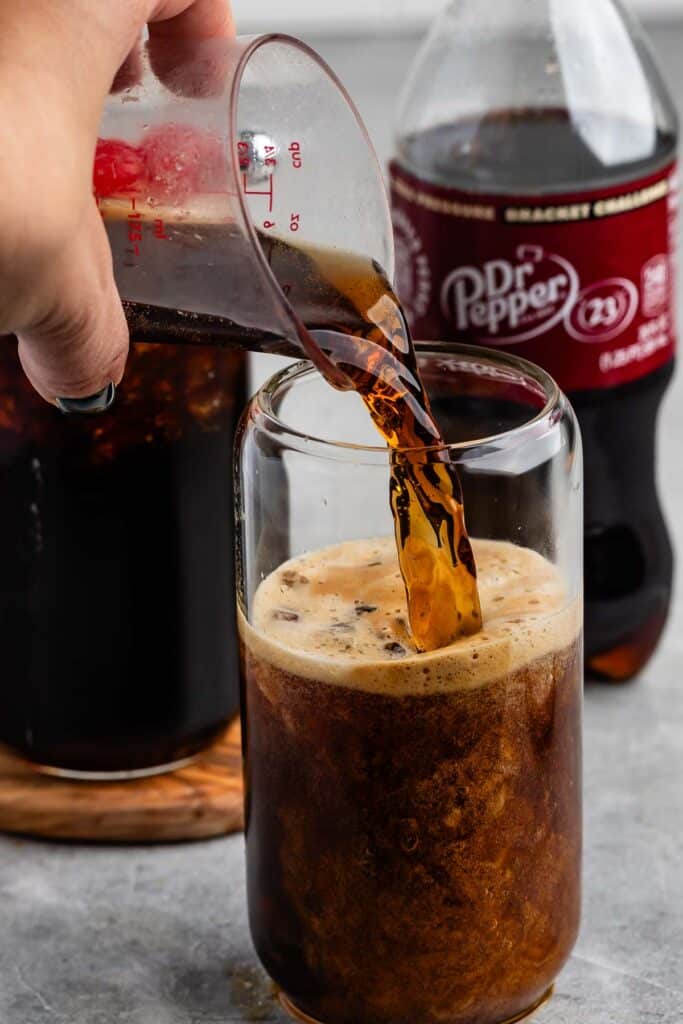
[98,195,233,226]
[241,537,581,696]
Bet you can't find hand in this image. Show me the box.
[0,0,235,405]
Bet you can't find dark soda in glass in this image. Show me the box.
[0,339,246,776]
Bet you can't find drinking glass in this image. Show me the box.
[236,344,583,1024]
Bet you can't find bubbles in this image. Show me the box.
[280,569,309,589]
[398,821,420,854]
[273,609,299,622]
[355,603,378,616]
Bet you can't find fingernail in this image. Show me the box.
[55,382,116,415]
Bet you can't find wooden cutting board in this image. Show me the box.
[0,718,243,843]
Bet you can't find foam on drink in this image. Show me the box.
[98,196,232,224]
[243,537,580,695]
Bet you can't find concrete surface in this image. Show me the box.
[2,23,683,1024]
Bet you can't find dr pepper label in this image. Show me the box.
[390,161,678,392]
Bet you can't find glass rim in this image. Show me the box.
[252,343,564,460]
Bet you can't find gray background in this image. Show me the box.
[229,0,678,34]
[2,18,683,1024]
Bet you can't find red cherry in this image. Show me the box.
[93,139,144,196]
[141,123,224,203]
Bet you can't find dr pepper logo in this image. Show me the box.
[441,245,580,343]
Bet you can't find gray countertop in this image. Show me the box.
[3,24,683,1024]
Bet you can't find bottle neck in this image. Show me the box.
[395,0,677,193]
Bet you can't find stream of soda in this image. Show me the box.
[121,233,483,650]
[260,234,483,651]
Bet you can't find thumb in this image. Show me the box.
[16,200,129,406]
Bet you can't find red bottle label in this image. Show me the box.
[390,160,678,391]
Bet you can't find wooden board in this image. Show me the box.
[0,719,243,842]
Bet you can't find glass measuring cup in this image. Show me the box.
[97,34,394,389]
